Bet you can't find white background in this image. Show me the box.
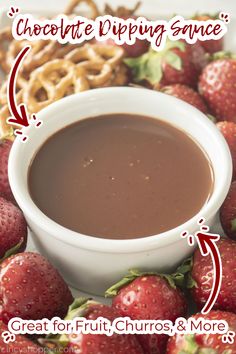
[1,0,236,16]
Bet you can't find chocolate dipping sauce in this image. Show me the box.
[28,114,213,239]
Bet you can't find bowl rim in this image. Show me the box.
[8,87,233,254]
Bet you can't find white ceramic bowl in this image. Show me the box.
[8,87,232,296]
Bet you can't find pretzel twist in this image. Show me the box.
[0,74,28,106]
[23,59,90,113]
[64,0,100,19]
[90,44,125,69]
[66,44,124,69]
[65,44,125,87]
[0,1,130,139]
[7,39,60,73]
[0,27,13,73]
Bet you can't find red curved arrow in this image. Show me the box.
[195,231,222,314]
[7,45,31,127]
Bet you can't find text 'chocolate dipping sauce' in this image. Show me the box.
[28,114,213,240]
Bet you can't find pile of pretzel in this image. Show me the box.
[0,0,130,136]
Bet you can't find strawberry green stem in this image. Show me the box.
[124,40,185,85]
[209,51,236,61]
[231,218,236,232]
[106,259,193,297]
[0,238,24,263]
[179,335,218,354]
[64,297,94,320]
[39,298,97,351]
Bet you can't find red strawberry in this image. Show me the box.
[217,121,236,180]
[161,84,208,113]
[0,139,14,202]
[189,238,236,313]
[192,14,224,54]
[42,299,144,354]
[0,321,42,353]
[161,41,207,87]
[0,252,73,323]
[106,271,187,354]
[0,197,27,259]
[220,181,236,240]
[125,40,207,88]
[167,311,236,353]
[199,54,236,122]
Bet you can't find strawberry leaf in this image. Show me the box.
[0,238,24,263]
[175,257,193,275]
[179,335,218,354]
[197,349,218,353]
[39,299,98,352]
[106,263,191,298]
[68,297,89,312]
[178,334,198,353]
[124,40,185,85]
[146,55,163,83]
[231,218,236,232]
[165,39,186,52]
[172,257,193,289]
[65,297,94,320]
[186,273,198,289]
[106,270,146,297]
[209,51,236,61]
[161,274,177,289]
[207,114,216,123]
[125,52,163,85]
[165,51,182,71]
